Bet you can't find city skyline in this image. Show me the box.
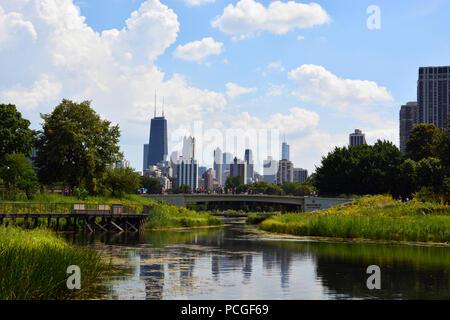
[1,0,449,174]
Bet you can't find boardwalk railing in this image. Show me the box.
[0,202,142,215]
[0,203,150,233]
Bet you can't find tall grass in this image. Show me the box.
[259,196,450,243]
[0,226,108,300]
[145,204,222,229]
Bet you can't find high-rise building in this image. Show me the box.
[198,166,207,178]
[263,156,278,184]
[277,159,294,184]
[399,102,418,153]
[282,141,290,160]
[417,66,450,129]
[230,157,247,185]
[245,149,254,183]
[143,100,168,171]
[213,148,223,186]
[349,129,367,147]
[176,136,198,191]
[293,168,308,184]
[202,169,215,192]
[222,152,233,183]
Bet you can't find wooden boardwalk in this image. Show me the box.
[0,203,150,233]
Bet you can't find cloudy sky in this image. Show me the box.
[1,0,449,173]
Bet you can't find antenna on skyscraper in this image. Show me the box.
[162,97,165,117]
[154,90,157,118]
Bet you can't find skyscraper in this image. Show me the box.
[282,141,290,161]
[263,156,278,184]
[214,147,223,186]
[143,99,168,171]
[399,102,418,154]
[245,149,254,183]
[222,152,233,183]
[293,168,308,184]
[176,136,198,191]
[230,157,247,185]
[417,66,450,129]
[349,129,367,147]
[277,159,294,184]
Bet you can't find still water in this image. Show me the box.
[69,219,450,300]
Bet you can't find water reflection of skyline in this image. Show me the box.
[93,224,450,300]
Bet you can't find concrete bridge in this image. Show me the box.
[142,194,353,212]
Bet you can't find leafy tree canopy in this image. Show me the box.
[35,99,122,193]
[0,153,39,199]
[406,123,444,161]
[140,176,163,194]
[0,104,34,161]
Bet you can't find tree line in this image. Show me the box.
[314,120,449,199]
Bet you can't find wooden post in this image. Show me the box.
[56,217,59,231]
[24,215,29,229]
[73,217,77,232]
[47,216,51,228]
[33,217,39,229]
[83,216,87,233]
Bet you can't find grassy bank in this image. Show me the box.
[258,196,450,243]
[3,193,223,230]
[145,204,222,229]
[0,226,107,300]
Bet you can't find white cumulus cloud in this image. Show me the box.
[226,82,258,99]
[174,37,224,62]
[0,74,62,110]
[0,0,227,171]
[185,0,215,6]
[211,0,331,38]
[288,64,394,111]
[0,5,37,45]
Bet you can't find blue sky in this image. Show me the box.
[1,0,449,173]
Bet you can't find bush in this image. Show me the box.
[73,187,89,200]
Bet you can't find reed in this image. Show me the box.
[145,204,223,229]
[258,195,450,243]
[0,226,108,300]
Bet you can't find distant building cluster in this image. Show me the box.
[141,97,309,193]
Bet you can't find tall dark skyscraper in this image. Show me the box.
[399,102,418,154]
[143,100,168,171]
[417,66,450,129]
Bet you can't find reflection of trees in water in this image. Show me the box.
[83,224,450,300]
[315,256,450,299]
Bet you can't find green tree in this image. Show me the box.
[0,104,34,161]
[35,99,122,194]
[173,184,192,194]
[0,154,39,199]
[104,167,140,197]
[281,182,315,196]
[265,184,285,195]
[395,159,417,198]
[406,123,444,161]
[225,175,242,192]
[140,176,163,194]
[415,157,445,193]
[315,140,403,195]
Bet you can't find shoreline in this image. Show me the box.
[253,227,450,247]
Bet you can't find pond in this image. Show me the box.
[66,219,450,300]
